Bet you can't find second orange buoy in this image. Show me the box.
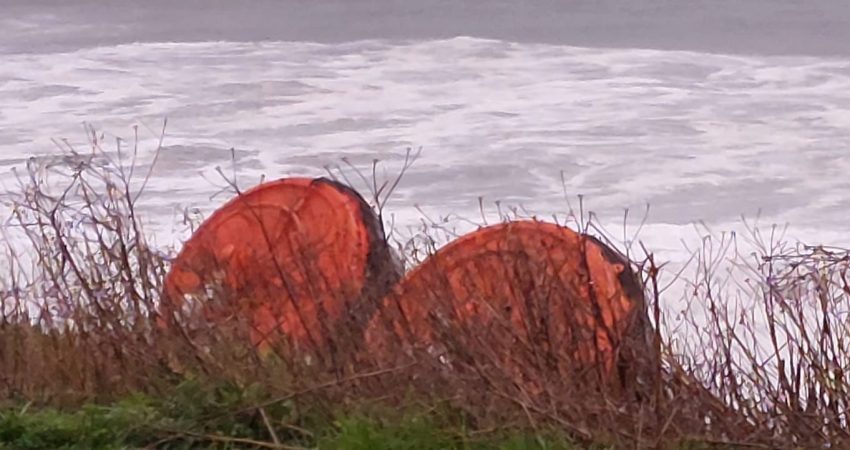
[366,220,646,384]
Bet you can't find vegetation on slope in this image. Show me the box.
[1,134,848,449]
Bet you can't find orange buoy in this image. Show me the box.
[162,177,400,356]
[366,220,646,384]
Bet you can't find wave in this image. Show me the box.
[1,37,848,254]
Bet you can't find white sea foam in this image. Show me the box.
[1,37,848,259]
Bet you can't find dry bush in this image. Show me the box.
[0,130,336,404]
[1,132,849,449]
[0,132,175,402]
[663,227,850,447]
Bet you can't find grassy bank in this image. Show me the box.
[2,137,849,449]
[0,379,589,450]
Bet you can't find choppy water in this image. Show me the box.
[2,37,849,262]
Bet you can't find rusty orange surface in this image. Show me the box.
[366,220,644,377]
[162,177,391,351]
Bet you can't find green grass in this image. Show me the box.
[0,380,584,450]
[318,416,579,450]
[0,399,155,449]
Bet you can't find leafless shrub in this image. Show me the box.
[0,127,175,402]
[1,129,849,449]
[664,224,850,447]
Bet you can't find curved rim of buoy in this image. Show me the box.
[582,233,644,309]
[313,177,401,333]
[388,220,644,306]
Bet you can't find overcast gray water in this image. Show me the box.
[2,1,849,261]
[4,0,850,57]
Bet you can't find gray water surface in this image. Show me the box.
[3,0,850,57]
[1,1,849,260]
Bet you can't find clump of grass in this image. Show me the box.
[0,401,152,449]
[1,128,849,448]
[321,415,581,450]
[0,380,583,449]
